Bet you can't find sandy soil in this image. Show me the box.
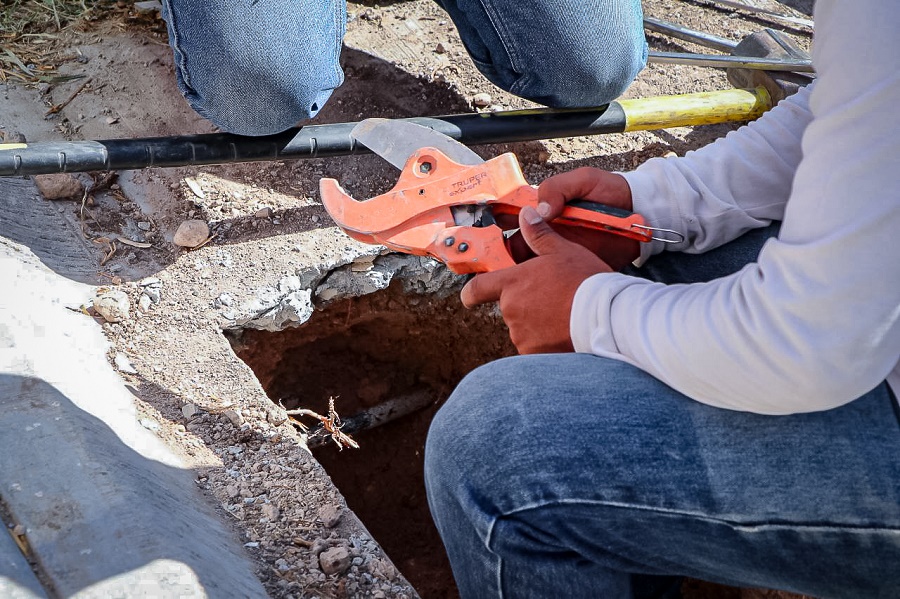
[2,1,815,597]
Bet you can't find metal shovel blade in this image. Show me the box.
[350,118,484,170]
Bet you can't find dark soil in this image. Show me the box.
[231,281,516,597]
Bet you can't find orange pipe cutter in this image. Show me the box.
[320,119,681,275]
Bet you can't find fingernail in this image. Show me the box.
[537,202,551,218]
[522,205,543,225]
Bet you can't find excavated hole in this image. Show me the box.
[229,280,515,598]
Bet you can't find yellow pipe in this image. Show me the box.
[618,86,772,131]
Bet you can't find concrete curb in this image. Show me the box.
[0,234,267,598]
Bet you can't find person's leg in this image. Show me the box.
[159,0,345,135]
[433,0,647,107]
[426,223,900,597]
[425,354,900,598]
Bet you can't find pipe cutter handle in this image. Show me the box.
[320,149,681,274]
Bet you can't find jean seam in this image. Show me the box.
[484,498,900,593]
[484,499,690,592]
[477,516,506,598]
[889,385,900,427]
[328,0,346,97]
[475,0,529,94]
[160,0,193,93]
[490,498,900,535]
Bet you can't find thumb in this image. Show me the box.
[519,205,572,256]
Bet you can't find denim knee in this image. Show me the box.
[520,33,646,107]
[437,0,647,107]
[161,0,345,136]
[173,63,341,136]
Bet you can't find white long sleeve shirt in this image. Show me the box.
[570,0,900,414]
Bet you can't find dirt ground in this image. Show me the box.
[1,0,816,597]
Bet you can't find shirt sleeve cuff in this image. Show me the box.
[570,271,646,355]
[620,165,687,266]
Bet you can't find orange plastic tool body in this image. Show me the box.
[320,147,651,274]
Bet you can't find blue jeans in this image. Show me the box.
[159,0,646,135]
[424,226,900,598]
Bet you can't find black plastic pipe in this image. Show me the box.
[1,86,777,176]
[0,106,628,176]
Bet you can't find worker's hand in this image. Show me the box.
[461,205,612,354]
[539,166,634,217]
[508,167,640,271]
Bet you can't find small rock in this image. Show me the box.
[318,504,343,528]
[319,547,351,576]
[114,352,137,374]
[254,207,273,219]
[173,220,210,248]
[139,418,159,431]
[143,286,161,303]
[223,409,244,428]
[139,277,161,287]
[138,294,152,312]
[350,256,376,273]
[369,557,398,581]
[2,131,26,143]
[275,558,291,572]
[216,293,233,307]
[181,403,200,419]
[261,503,280,521]
[435,42,447,54]
[137,221,151,231]
[33,173,84,200]
[317,287,339,302]
[266,409,287,427]
[105,116,119,125]
[134,0,162,12]
[93,290,130,323]
[311,214,321,223]
[225,484,240,499]
[663,151,678,158]
[472,92,492,107]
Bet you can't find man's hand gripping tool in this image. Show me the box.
[320,119,681,274]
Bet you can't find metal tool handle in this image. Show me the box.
[647,51,814,72]
[695,0,814,29]
[556,200,684,244]
[644,17,738,53]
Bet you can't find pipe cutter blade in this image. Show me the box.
[320,119,679,274]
